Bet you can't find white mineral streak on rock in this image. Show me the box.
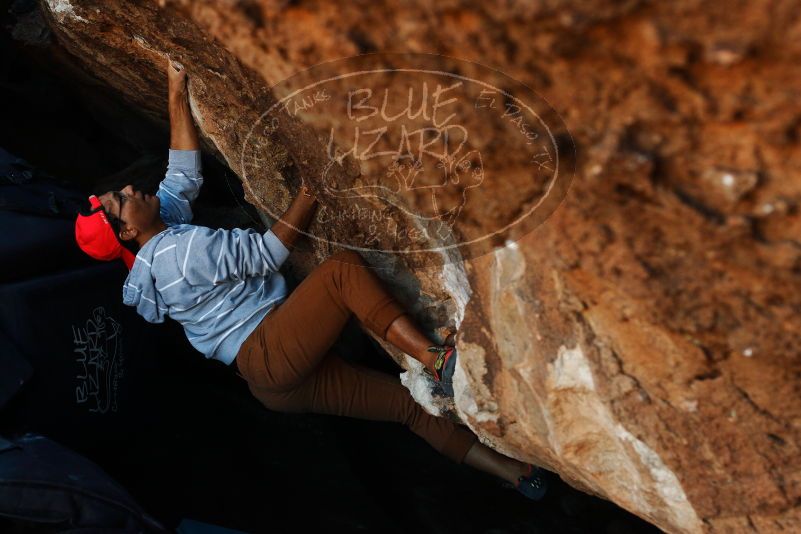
[453,342,498,423]
[457,239,551,457]
[702,167,758,202]
[441,249,471,401]
[399,356,452,417]
[440,255,471,327]
[133,35,163,57]
[450,243,535,456]
[551,345,595,391]
[45,0,87,23]
[615,424,698,510]
[547,345,703,533]
[621,432,703,532]
[399,355,441,414]
[484,240,534,377]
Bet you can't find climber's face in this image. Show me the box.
[97,184,161,243]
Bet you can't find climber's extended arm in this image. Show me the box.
[168,60,199,151]
[270,186,318,251]
[157,60,203,226]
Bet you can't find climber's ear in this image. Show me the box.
[118,223,139,242]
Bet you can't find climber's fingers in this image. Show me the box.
[166,55,184,71]
[299,183,316,200]
[166,58,187,91]
[166,56,184,73]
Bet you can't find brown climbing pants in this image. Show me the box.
[233,250,478,463]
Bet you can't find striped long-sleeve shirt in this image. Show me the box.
[122,149,290,364]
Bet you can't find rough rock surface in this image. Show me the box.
[30,1,801,532]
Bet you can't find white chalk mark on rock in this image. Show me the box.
[46,0,88,23]
[399,355,451,416]
[454,343,499,424]
[615,424,695,506]
[720,173,735,187]
[551,345,596,391]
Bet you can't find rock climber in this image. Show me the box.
[73,59,547,500]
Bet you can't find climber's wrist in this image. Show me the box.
[166,60,188,103]
[168,92,199,150]
[299,184,317,203]
[168,88,189,109]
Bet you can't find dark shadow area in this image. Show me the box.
[0,14,658,534]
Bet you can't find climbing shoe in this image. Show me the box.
[427,344,457,397]
[515,463,549,501]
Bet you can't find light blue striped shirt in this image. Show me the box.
[122,150,290,364]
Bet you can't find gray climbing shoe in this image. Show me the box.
[428,344,457,397]
[515,463,549,501]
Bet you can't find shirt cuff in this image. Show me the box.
[263,229,291,267]
[168,149,202,171]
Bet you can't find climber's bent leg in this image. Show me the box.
[308,250,448,376]
[246,352,478,463]
[236,250,406,391]
[462,440,532,484]
[385,314,444,373]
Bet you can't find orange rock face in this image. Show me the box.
[36,1,801,532]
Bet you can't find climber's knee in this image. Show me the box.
[262,396,307,414]
[249,386,308,414]
[398,398,477,463]
[398,396,427,432]
[325,249,365,268]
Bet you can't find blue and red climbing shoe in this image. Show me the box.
[428,344,457,397]
[515,463,549,501]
